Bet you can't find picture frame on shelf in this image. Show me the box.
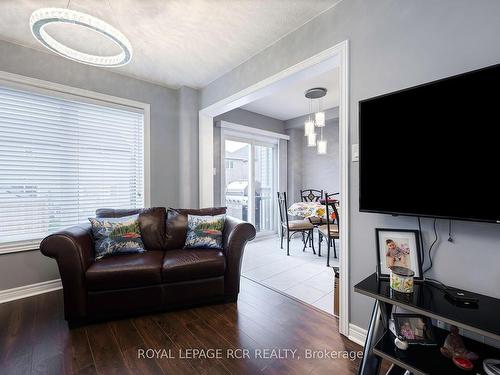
[392,313,436,345]
[375,228,423,280]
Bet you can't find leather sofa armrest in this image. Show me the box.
[222,216,256,297]
[40,223,94,322]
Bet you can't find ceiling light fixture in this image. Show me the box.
[30,7,132,67]
[304,87,328,154]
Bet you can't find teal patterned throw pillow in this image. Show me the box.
[184,214,226,249]
[89,214,145,260]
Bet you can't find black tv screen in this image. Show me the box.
[359,63,500,223]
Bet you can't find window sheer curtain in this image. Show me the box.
[0,85,144,252]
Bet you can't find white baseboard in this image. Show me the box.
[0,279,62,304]
[348,323,367,347]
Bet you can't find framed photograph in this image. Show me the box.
[392,313,436,345]
[375,228,422,279]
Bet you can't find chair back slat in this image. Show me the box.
[277,192,289,227]
[300,189,323,202]
[324,192,340,234]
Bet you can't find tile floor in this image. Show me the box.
[241,232,340,315]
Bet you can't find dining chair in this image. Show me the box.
[277,192,314,256]
[300,189,323,202]
[300,189,324,226]
[318,192,340,267]
[319,192,339,224]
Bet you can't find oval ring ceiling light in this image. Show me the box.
[30,8,132,67]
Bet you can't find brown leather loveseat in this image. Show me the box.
[40,207,256,327]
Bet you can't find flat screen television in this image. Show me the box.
[359,63,500,223]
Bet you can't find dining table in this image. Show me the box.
[287,201,337,221]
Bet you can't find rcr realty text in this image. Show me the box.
[138,348,363,361]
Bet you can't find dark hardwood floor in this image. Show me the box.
[0,277,366,375]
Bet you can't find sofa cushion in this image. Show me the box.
[86,251,164,291]
[165,207,226,250]
[184,214,226,249]
[161,249,225,283]
[89,214,145,260]
[96,207,166,250]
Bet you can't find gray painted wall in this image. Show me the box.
[0,250,60,290]
[178,86,200,208]
[201,0,500,329]
[213,108,286,205]
[0,40,181,290]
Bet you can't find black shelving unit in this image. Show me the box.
[354,274,500,375]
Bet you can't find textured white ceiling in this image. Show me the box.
[242,67,339,120]
[0,0,340,88]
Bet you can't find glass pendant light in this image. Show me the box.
[304,119,315,136]
[315,111,326,127]
[304,97,314,136]
[317,125,327,154]
[304,102,314,137]
[317,139,327,154]
[307,132,317,147]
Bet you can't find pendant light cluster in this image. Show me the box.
[304,88,328,155]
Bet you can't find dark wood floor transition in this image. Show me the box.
[0,277,364,375]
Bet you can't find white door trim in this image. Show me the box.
[338,40,350,337]
[218,121,290,140]
[198,40,351,338]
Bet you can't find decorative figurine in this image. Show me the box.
[440,325,479,371]
[394,335,409,350]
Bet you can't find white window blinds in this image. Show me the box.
[0,84,145,251]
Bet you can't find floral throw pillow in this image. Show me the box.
[184,214,226,249]
[89,214,145,260]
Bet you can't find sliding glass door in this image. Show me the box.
[222,136,277,235]
[223,140,250,222]
[254,144,275,233]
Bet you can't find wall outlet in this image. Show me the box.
[352,143,359,162]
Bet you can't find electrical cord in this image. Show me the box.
[423,218,438,274]
[417,216,425,267]
[416,217,450,291]
[424,277,448,291]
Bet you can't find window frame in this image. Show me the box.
[0,70,151,254]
